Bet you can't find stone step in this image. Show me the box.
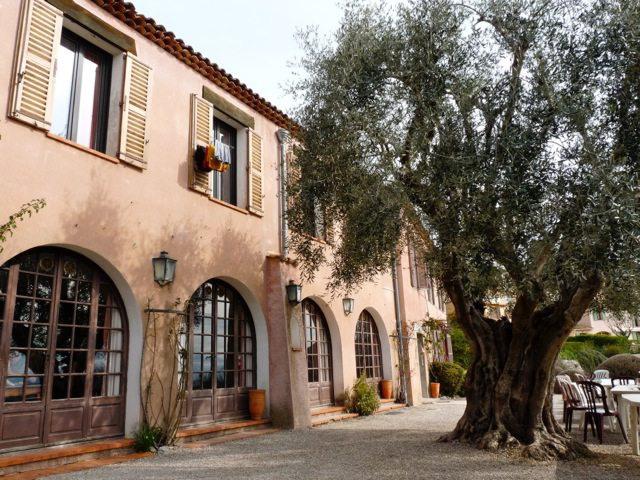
[0,438,136,477]
[311,401,406,427]
[2,452,152,480]
[310,405,345,417]
[181,427,280,449]
[175,418,272,444]
[376,402,406,413]
[311,412,359,427]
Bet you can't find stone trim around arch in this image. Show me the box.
[355,308,394,382]
[301,296,344,403]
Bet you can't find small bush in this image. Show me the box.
[560,342,607,374]
[430,361,466,397]
[603,344,627,358]
[450,322,472,370]
[596,354,640,378]
[133,423,164,452]
[345,374,380,416]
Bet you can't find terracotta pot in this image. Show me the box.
[380,379,393,399]
[248,389,266,420]
[429,382,440,399]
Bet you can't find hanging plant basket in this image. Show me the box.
[212,156,230,172]
[194,144,216,172]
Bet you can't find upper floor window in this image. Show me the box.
[51,29,112,152]
[10,0,152,167]
[212,118,237,205]
[190,93,263,214]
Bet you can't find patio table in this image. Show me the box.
[621,393,640,455]
[612,385,640,432]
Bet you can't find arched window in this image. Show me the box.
[0,248,128,449]
[185,279,255,424]
[355,310,383,381]
[303,299,333,406]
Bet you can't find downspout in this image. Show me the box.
[276,129,290,257]
[391,255,408,404]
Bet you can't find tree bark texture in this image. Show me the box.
[441,276,601,460]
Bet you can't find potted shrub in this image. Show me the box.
[380,379,393,399]
[429,361,466,398]
[345,374,381,416]
[429,363,441,399]
[248,388,266,420]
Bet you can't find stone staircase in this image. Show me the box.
[311,399,406,427]
[0,438,145,479]
[0,418,277,478]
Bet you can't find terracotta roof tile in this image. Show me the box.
[90,0,296,131]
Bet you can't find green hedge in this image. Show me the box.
[430,361,466,397]
[560,334,631,374]
[567,334,630,351]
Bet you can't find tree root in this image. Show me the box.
[439,425,593,461]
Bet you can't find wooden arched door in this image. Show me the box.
[184,279,256,425]
[355,310,383,382]
[0,248,128,449]
[303,300,334,407]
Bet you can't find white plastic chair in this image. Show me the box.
[592,369,610,380]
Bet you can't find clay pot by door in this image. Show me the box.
[380,379,393,400]
[429,383,440,399]
[248,389,266,420]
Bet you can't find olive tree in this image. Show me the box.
[287,0,640,459]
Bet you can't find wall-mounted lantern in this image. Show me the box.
[342,297,355,316]
[286,280,302,304]
[152,251,176,286]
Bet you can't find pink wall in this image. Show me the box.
[0,0,447,431]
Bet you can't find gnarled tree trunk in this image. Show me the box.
[441,276,601,460]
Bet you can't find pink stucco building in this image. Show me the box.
[0,0,448,456]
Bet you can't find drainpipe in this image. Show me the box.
[391,256,408,404]
[276,129,290,257]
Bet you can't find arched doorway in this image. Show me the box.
[184,279,256,425]
[354,310,383,382]
[417,333,429,398]
[0,248,128,449]
[302,299,334,407]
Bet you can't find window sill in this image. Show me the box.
[46,133,119,165]
[209,196,249,215]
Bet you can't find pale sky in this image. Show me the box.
[132,0,351,115]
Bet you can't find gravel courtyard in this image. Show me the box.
[52,400,640,480]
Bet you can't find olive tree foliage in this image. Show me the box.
[287,0,640,459]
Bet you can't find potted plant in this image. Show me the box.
[380,379,393,399]
[248,388,266,420]
[429,365,440,399]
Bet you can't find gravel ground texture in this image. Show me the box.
[51,399,640,480]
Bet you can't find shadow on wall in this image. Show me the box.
[52,166,268,431]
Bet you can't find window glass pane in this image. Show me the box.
[11,324,29,348]
[51,42,76,138]
[94,351,107,373]
[52,376,68,399]
[14,298,32,322]
[76,55,99,148]
[70,376,85,398]
[107,375,120,396]
[108,352,121,373]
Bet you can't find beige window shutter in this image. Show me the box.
[190,94,213,195]
[408,244,417,287]
[247,129,264,215]
[119,53,152,168]
[11,0,63,129]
